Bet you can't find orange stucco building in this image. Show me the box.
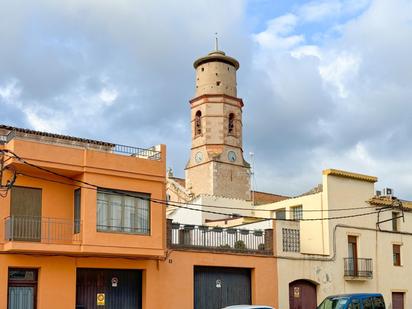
[0,125,278,309]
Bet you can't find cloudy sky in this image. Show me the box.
[1,0,412,199]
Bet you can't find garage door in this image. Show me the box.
[194,266,251,309]
[76,269,142,309]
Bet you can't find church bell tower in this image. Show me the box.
[185,47,251,200]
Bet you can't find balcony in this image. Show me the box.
[344,258,373,280]
[4,216,81,245]
[112,144,161,160]
[167,221,273,255]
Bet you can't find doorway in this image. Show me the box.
[289,279,317,309]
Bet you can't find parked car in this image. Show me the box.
[317,293,385,309]
[221,306,274,309]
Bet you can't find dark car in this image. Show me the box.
[317,293,385,309]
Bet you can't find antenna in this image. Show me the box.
[214,32,219,51]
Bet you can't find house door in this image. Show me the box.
[75,269,142,309]
[194,266,251,309]
[392,292,404,309]
[8,269,38,309]
[289,280,317,309]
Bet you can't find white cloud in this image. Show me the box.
[254,14,304,50]
[1,0,412,199]
[290,45,322,59]
[249,0,412,198]
[24,108,67,133]
[0,79,22,104]
[297,0,342,22]
[99,88,118,106]
[319,52,360,98]
[297,0,371,23]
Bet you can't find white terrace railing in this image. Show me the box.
[167,220,273,255]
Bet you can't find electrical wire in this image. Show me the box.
[17,171,392,222]
[2,148,394,222]
[0,152,17,197]
[17,170,379,213]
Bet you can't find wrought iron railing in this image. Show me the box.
[344,258,373,278]
[168,222,272,254]
[4,216,82,244]
[112,144,161,160]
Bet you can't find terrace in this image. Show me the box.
[167,220,273,255]
[0,125,161,160]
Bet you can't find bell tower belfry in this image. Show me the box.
[185,47,251,200]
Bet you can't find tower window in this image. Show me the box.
[201,67,204,72]
[195,110,202,136]
[216,81,221,86]
[228,113,235,134]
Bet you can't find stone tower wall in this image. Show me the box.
[195,61,237,97]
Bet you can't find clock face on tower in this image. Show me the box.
[227,151,237,162]
[195,151,203,163]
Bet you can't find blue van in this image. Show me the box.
[317,293,385,309]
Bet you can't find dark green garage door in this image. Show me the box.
[76,269,142,309]
[194,266,251,309]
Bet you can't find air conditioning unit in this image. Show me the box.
[382,188,394,197]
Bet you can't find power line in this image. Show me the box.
[2,149,394,222]
[17,170,391,221]
[18,171,378,213]
[16,171,392,222]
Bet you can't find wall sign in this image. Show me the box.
[111,277,118,287]
[294,287,300,298]
[97,293,105,306]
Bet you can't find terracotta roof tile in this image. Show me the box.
[252,191,289,205]
[0,124,114,146]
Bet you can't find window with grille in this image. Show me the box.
[97,189,150,235]
[282,228,300,252]
[291,206,303,220]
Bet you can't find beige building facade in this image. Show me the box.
[238,169,412,309]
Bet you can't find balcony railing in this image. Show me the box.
[344,258,373,279]
[168,221,273,255]
[0,129,161,160]
[4,216,81,244]
[112,144,161,160]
